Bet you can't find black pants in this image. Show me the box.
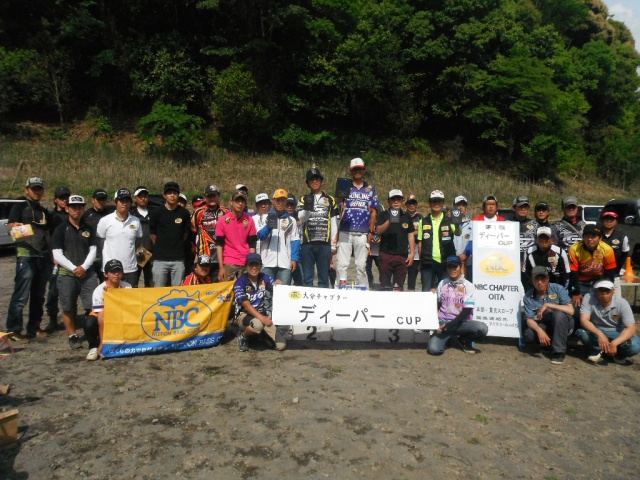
[82,315,101,349]
[523,310,574,354]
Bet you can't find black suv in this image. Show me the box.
[603,198,640,266]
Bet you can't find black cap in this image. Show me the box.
[534,202,549,210]
[231,190,248,201]
[92,189,108,200]
[583,224,602,237]
[114,188,132,201]
[164,181,180,194]
[306,167,324,183]
[104,259,124,273]
[55,186,71,198]
[287,193,297,205]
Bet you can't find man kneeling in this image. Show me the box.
[233,253,286,352]
[84,259,132,361]
[427,256,488,355]
[522,266,575,365]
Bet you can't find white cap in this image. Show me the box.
[134,187,149,197]
[454,195,468,205]
[430,190,445,200]
[536,226,552,237]
[593,279,614,290]
[235,183,248,191]
[388,189,403,199]
[67,195,86,206]
[255,193,269,203]
[350,158,365,170]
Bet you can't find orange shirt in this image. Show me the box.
[568,241,616,282]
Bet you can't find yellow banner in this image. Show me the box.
[102,282,234,358]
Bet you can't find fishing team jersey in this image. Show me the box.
[191,205,229,261]
[552,218,585,252]
[299,192,339,243]
[339,182,380,233]
[436,276,475,322]
[182,272,212,285]
[568,241,616,282]
[233,272,275,316]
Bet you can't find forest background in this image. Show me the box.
[1,0,640,195]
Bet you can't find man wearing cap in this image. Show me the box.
[83,259,133,361]
[252,193,271,254]
[576,278,640,364]
[373,190,415,290]
[286,193,304,287]
[51,186,70,224]
[234,184,251,213]
[523,266,575,364]
[552,196,585,253]
[533,202,552,228]
[6,177,55,341]
[97,188,143,286]
[418,190,458,292]
[523,226,570,292]
[149,182,192,286]
[130,186,155,287]
[427,256,488,355]
[183,255,213,285]
[82,188,115,283]
[336,158,380,287]
[472,195,505,222]
[405,195,423,291]
[233,253,286,352]
[511,196,537,266]
[600,209,630,297]
[452,195,473,281]
[568,224,617,308]
[215,189,258,282]
[51,195,99,349]
[256,189,301,285]
[191,185,229,281]
[298,167,339,288]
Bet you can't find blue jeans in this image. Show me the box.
[6,256,51,334]
[300,243,331,288]
[575,328,640,359]
[262,267,292,285]
[152,260,185,287]
[421,262,445,292]
[427,320,488,356]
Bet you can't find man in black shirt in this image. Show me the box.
[82,188,114,283]
[130,186,155,287]
[374,189,415,290]
[149,181,192,286]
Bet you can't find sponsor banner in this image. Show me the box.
[273,286,438,330]
[102,282,234,358]
[473,221,522,338]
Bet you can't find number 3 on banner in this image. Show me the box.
[388,329,399,343]
[306,326,317,341]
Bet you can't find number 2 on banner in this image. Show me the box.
[388,329,399,343]
[306,326,317,341]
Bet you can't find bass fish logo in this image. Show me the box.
[479,253,515,277]
[140,289,213,342]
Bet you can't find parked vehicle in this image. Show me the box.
[578,204,603,225]
[603,198,640,266]
[0,198,26,248]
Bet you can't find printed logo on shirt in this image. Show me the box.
[423,225,432,230]
[225,217,231,223]
[423,233,431,240]
[402,223,409,229]
[549,293,558,300]
[129,224,137,229]
[175,218,183,224]
[323,198,329,206]
[81,231,90,237]
[245,286,254,294]
[527,224,534,230]
[442,226,449,231]
[612,315,619,320]
[612,239,620,245]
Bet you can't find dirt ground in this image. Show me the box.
[0,249,639,480]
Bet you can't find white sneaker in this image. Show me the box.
[587,352,603,363]
[86,348,99,361]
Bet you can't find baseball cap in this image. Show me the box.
[583,224,602,236]
[55,186,71,198]
[350,158,365,170]
[231,190,248,201]
[601,210,618,219]
[513,195,530,207]
[114,188,132,201]
[454,195,468,205]
[536,226,552,237]
[287,193,297,205]
[92,189,108,200]
[67,195,86,206]
[134,186,149,197]
[406,194,418,204]
[192,195,205,208]
[306,167,324,183]
[235,184,248,192]
[445,255,462,266]
[178,193,188,203]
[531,266,549,278]
[26,177,44,189]
[164,181,180,194]
[246,253,262,265]
[273,188,288,199]
[562,196,578,207]
[593,279,614,290]
[255,193,269,203]
[535,202,549,210]
[430,190,445,200]
[204,185,220,195]
[388,189,404,199]
[104,259,124,273]
[482,195,498,205]
[196,254,211,266]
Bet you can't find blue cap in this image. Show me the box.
[444,255,462,266]
[246,253,262,265]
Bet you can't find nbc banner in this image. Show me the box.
[472,221,522,338]
[101,282,235,358]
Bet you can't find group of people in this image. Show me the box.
[4,157,639,364]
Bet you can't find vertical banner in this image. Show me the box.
[472,221,522,337]
[102,282,235,358]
